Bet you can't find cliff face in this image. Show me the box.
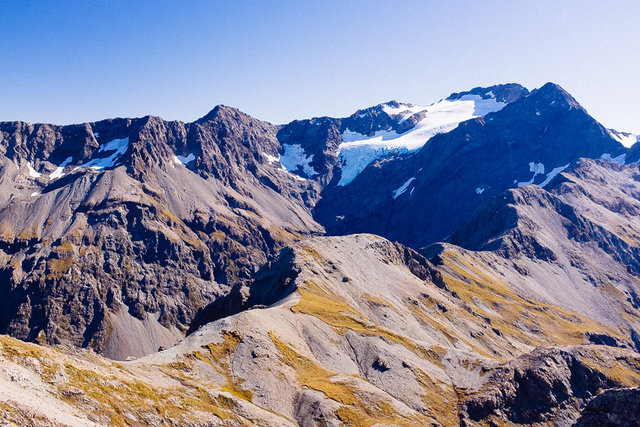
[0,108,322,359]
[575,387,640,426]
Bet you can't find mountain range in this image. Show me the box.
[1,82,640,425]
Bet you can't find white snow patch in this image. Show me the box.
[262,152,280,163]
[600,153,626,165]
[540,163,570,187]
[94,132,100,138]
[609,129,639,148]
[49,156,73,180]
[27,163,41,178]
[75,137,129,171]
[397,112,417,125]
[30,192,39,197]
[381,103,428,116]
[173,153,196,165]
[287,172,307,181]
[517,162,545,187]
[338,95,507,185]
[262,152,307,181]
[280,144,317,178]
[476,187,485,194]
[530,162,545,175]
[392,177,416,199]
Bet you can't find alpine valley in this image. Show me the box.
[1,82,640,426]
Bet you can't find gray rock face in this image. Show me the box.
[0,107,322,359]
[440,159,640,340]
[576,387,640,426]
[460,346,626,425]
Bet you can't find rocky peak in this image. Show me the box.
[447,83,529,104]
[525,81,585,111]
[316,81,633,249]
[195,104,253,124]
[341,101,420,136]
[576,387,640,426]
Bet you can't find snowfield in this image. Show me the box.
[173,153,196,165]
[280,144,317,178]
[600,153,626,165]
[50,156,73,179]
[609,129,639,148]
[74,137,130,171]
[392,177,416,199]
[263,144,317,180]
[517,162,545,187]
[338,94,507,186]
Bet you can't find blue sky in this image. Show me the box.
[1,1,638,132]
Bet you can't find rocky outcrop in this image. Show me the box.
[2,234,640,426]
[447,82,529,103]
[576,387,640,426]
[0,106,322,359]
[187,246,301,332]
[460,346,638,425]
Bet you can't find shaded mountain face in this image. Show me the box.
[314,83,629,247]
[1,234,640,426]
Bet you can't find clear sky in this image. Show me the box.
[1,1,638,132]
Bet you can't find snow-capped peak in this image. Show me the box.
[337,93,509,186]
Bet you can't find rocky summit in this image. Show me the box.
[1,82,640,426]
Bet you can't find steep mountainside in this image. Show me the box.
[278,83,528,187]
[2,234,640,426]
[315,83,630,247]
[0,107,321,359]
[440,158,640,339]
[0,83,533,358]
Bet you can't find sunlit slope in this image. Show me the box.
[2,234,639,426]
